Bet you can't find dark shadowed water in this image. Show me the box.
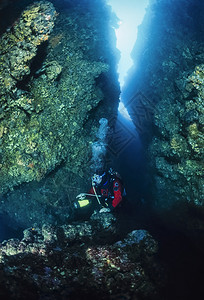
[108,109,204,300]
[0,213,23,242]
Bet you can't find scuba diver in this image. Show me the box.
[75,168,125,213]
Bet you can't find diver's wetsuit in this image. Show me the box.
[89,173,123,211]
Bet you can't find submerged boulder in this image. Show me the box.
[0,212,164,300]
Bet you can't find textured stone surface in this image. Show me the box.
[0,0,120,226]
[123,0,204,209]
[122,0,204,243]
[0,212,163,300]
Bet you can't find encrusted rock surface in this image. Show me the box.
[0,212,163,300]
[0,1,56,96]
[123,0,204,237]
[0,0,120,226]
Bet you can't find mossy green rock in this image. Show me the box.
[0,0,119,211]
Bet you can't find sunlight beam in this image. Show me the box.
[108,0,149,88]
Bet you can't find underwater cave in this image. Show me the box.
[0,0,204,299]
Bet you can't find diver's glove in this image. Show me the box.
[76,193,86,200]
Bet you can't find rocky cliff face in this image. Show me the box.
[0,0,120,226]
[123,0,204,236]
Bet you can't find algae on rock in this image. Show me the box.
[0,0,120,226]
[123,0,204,210]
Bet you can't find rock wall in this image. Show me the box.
[0,0,120,226]
[123,0,204,234]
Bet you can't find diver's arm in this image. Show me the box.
[112,179,122,208]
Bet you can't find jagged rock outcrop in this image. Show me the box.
[123,0,204,236]
[0,0,120,226]
[0,211,164,300]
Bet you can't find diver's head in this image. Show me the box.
[92,171,106,186]
[92,174,102,186]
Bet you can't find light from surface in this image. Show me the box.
[107,0,149,87]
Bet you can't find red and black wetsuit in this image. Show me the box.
[89,173,123,210]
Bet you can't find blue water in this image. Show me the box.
[0,213,23,242]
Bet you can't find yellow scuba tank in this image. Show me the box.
[77,199,90,208]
